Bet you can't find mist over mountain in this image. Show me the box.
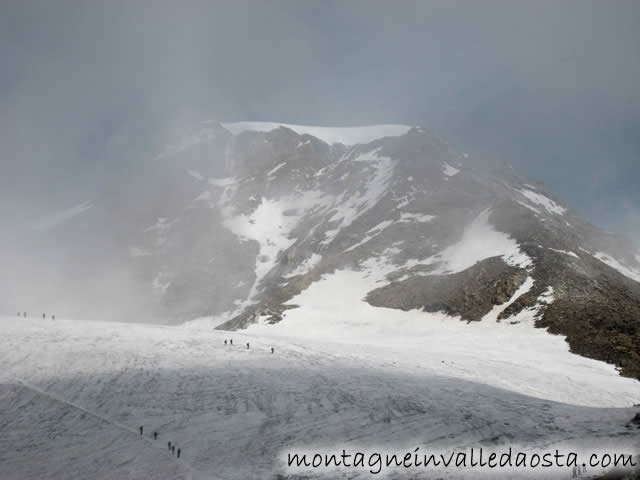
[5,122,640,380]
[2,2,640,239]
[3,3,640,479]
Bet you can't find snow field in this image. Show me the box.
[1,316,638,479]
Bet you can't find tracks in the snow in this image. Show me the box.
[7,376,216,480]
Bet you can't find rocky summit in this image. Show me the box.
[25,121,640,379]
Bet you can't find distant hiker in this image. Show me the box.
[230,339,233,345]
[177,448,181,459]
[224,339,227,345]
[271,347,274,354]
[153,431,158,440]
[139,425,143,436]
[168,441,171,451]
[172,445,175,455]
[43,313,46,319]
[246,342,250,349]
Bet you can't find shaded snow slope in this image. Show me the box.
[1,316,638,480]
[0,382,202,480]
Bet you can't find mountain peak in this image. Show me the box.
[221,121,415,145]
[19,123,640,381]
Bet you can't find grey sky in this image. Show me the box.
[1,0,639,237]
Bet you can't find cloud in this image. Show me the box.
[1,0,639,315]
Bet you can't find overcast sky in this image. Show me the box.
[1,0,639,237]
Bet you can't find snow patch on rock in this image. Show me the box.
[398,213,436,223]
[266,162,286,177]
[482,277,535,323]
[30,202,92,231]
[194,191,211,202]
[442,163,460,177]
[405,210,532,274]
[152,273,171,295]
[548,248,579,259]
[284,253,323,278]
[322,149,395,246]
[519,189,566,215]
[187,169,205,181]
[208,177,236,187]
[223,198,299,302]
[144,217,174,233]
[594,252,640,283]
[505,286,555,326]
[344,220,395,252]
[517,201,541,214]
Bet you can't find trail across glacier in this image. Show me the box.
[0,316,639,479]
[4,377,211,480]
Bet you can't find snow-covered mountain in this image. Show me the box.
[17,121,640,379]
[4,122,640,480]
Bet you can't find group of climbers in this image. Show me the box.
[17,311,55,320]
[224,338,275,354]
[133,335,275,466]
[139,425,182,459]
[15,312,275,466]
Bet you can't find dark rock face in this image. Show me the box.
[366,257,527,321]
[537,280,640,380]
[25,121,640,381]
[487,203,640,379]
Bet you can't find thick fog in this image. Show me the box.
[1,0,639,318]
